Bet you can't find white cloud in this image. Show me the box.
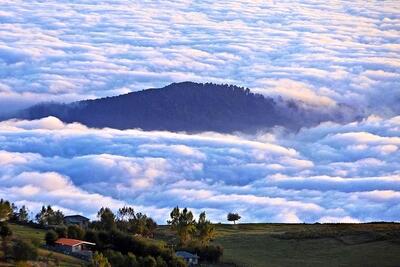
[0,0,398,116]
[0,0,399,223]
[0,116,399,223]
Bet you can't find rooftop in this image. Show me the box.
[64,215,90,221]
[176,251,200,259]
[55,238,95,247]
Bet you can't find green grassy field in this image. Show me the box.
[4,223,400,267]
[212,223,400,267]
[6,223,85,267]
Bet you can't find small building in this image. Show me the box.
[64,215,90,228]
[54,238,95,260]
[176,251,200,266]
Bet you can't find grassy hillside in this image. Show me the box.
[213,223,400,267]
[6,223,85,267]
[5,223,400,267]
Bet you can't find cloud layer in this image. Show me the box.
[0,1,399,223]
[0,0,399,115]
[1,116,399,223]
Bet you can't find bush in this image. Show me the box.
[84,228,182,266]
[168,257,187,267]
[141,255,157,267]
[13,240,38,261]
[0,223,12,239]
[90,251,111,267]
[55,226,67,238]
[104,250,125,267]
[180,243,223,263]
[45,230,58,245]
[85,229,100,248]
[156,255,168,267]
[67,225,85,239]
[31,237,41,248]
[125,253,139,267]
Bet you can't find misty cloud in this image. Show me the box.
[1,116,399,223]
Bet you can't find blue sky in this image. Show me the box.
[0,0,399,223]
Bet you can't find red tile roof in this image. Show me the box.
[55,238,95,247]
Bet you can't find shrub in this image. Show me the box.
[180,243,223,263]
[104,250,125,267]
[13,239,38,261]
[55,226,67,238]
[0,223,12,240]
[45,230,58,245]
[141,255,157,267]
[90,252,111,267]
[31,237,41,248]
[85,229,100,248]
[156,255,168,267]
[67,225,85,239]
[125,253,139,267]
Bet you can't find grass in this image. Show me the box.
[6,222,400,267]
[213,223,400,267]
[6,223,86,267]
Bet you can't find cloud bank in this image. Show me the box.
[1,116,399,223]
[0,0,399,116]
[0,0,399,223]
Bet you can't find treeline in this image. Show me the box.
[0,199,224,266]
[43,206,185,267]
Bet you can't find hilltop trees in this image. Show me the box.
[168,207,216,245]
[35,205,64,226]
[117,207,157,237]
[17,206,29,223]
[168,207,196,245]
[97,207,116,230]
[227,213,241,224]
[168,207,222,263]
[196,212,216,245]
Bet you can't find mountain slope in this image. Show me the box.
[11,82,344,133]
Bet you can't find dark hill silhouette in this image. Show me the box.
[9,82,348,133]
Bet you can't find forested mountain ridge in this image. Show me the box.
[8,82,347,133]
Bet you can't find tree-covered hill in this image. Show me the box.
[10,82,346,133]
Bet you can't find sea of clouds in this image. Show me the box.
[0,0,400,223]
[0,115,399,223]
[0,0,399,114]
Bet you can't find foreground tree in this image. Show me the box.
[17,205,29,223]
[0,199,13,222]
[97,207,116,230]
[117,206,135,222]
[227,213,241,225]
[35,205,64,226]
[196,212,215,245]
[168,207,196,245]
[117,207,157,236]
